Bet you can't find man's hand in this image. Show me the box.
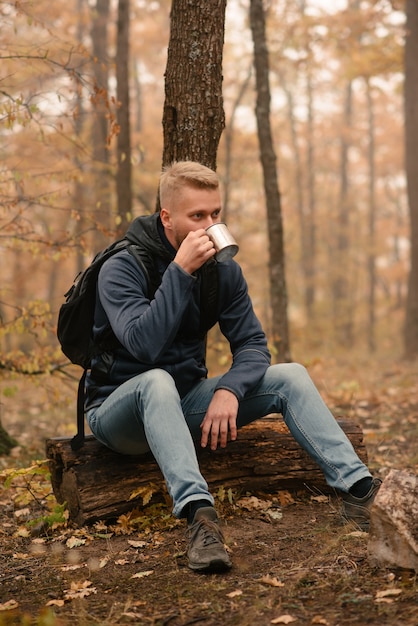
[174,229,215,274]
[200,389,239,451]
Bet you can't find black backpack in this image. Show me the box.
[57,236,218,451]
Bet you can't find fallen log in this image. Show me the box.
[46,415,368,525]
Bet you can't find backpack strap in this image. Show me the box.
[199,259,218,334]
[71,369,87,451]
[70,245,156,452]
[126,244,160,298]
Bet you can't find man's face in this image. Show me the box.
[160,185,222,250]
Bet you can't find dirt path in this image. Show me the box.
[1,357,417,625]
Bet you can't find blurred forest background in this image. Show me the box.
[1,0,417,447]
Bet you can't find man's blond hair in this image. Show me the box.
[159,161,219,209]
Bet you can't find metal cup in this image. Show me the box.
[206,223,239,262]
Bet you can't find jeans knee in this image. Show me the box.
[269,362,311,393]
[141,368,173,385]
[137,368,179,400]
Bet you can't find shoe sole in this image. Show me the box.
[188,558,232,573]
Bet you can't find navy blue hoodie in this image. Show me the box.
[85,214,271,410]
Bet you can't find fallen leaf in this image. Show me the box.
[375,588,402,599]
[66,536,86,549]
[46,599,65,607]
[115,558,130,565]
[128,540,147,549]
[266,505,283,520]
[277,491,296,506]
[271,615,297,624]
[14,507,30,518]
[310,495,329,503]
[227,590,243,598]
[64,580,97,600]
[128,484,155,505]
[237,496,272,511]
[61,564,84,572]
[311,616,329,625]
[131,570,154,579]
[260,575,285,588]
[375,588,402,598]
[13,553,30,560]
[0,600,19,612]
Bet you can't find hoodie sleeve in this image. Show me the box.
[214,261,271,400]
[96,250,197,363]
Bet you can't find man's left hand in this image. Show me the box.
[200,389,238,450]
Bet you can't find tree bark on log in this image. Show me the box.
[46,416,368,525]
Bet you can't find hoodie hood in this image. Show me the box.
[125,214,173,262]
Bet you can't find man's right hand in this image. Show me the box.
[174,229,216,274]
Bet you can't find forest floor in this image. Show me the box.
[0,352,417,626]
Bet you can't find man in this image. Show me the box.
[86,161,381,573]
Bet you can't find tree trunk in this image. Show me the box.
[75,0,87,275]
[249,0,290,362]
[0,421,18,456]
[222,65,252,222]
[366,79,377,352]
[90,0,111,245]
[279,70,311,320]
[333,79,354,347]
[161,0,226,176]
[404,0,418,357]
[115,0,132,236]
[46,417,367,525]
[305,61,316,318]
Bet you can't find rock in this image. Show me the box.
[368,469,418,571]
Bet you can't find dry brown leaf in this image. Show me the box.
[237,496,272,511]
[14,507,30,518]
[131,570,154,579]
[13,552,29,560]
[128,540,147,548]
[60,564,84,572]
[271,615,297,624]
[310,495,329,503]
[311,616,329,625]
[260,575,285,588]
[128,484,155,505]
[66,536,86,549]
[0,600,19,612]
[227,590,243,598]
[375,588,402,600]
[375,588,402,598]
[64,580,97,600]
[46,599,65,607]
[277,491,296,506]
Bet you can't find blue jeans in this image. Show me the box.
[86,363,371,518]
